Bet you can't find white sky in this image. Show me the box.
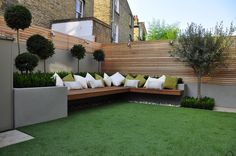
[127,0,236,32]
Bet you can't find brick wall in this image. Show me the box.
[0,0,95,28]
[93,0,112,25]
[116,0,133,43]
[93,19,111,43]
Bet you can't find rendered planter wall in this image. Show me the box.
[14,86,67,128]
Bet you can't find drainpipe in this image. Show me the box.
[111,0,115,42]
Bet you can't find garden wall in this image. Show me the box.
[102,38,236,108]
[0,37,14,132]
[0,16,102,73]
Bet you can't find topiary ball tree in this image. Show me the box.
[4,5,32,54]
[15,52,39,74]
[93,49,105,72]
[70,44,86,72]
[27,34,55,73]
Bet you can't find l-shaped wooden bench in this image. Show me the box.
[68,87,184,101]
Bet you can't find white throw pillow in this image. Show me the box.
[158,75,166,83]
[146,79,163,89]
[124,79,139,88]
[74,75,88,89]
[85,73,96,87]
[103,73,112,87]
[110,72,125,86]
[52,73,64,87]
[64,81,83,90]
[144,77,157,88]
[89,80,105,89]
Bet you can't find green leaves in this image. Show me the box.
[4,5,32,30]
[170,22,235,76]
[70,44,86,60]
[93,49,105,62]
[27,34,55,60]
[147,19,179,41]
[15,53,39,74]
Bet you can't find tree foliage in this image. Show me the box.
[27,34,55,72]
[4,5,32,54]
[4,5,32,30]
[15,52,39,74]
[147,19,179,40]
[93,49,105,62]
[170,22,235,98]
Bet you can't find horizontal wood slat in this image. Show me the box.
[0,16,101,52]
[102,38,236,85]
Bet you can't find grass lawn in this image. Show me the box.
[0,102,236,156]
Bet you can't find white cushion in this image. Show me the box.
[64,81,83,90]
[89,80,104,89]
[144,77,156,88]
[146,79,163,89]
[74,75,88,89]
[103,73,112,87]
[85,73,96,87]
[52,73,64,87]
[124,79,139,88]
[110,72,125,86]
[157,75,166,83]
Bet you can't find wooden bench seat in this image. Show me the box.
[68,86,184,101]
[68,87,129,101]
[129,88,184,96]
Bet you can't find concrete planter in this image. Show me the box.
[14,86,67,128]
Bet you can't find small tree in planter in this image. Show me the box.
[93,49,105,72]
[27,34,55,72]
[4,5,32,54]
[170,22,235,108]
[15,52,39,74]
[70,44,86,72]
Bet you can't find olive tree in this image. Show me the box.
[27,34,55,72]
[4,5,32,54]
[70,44,86,72]
[170,22,235,99]
[93,49,105,72]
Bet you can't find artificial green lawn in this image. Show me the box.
[0,102,236,156]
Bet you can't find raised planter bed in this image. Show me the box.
[14,86,67,128]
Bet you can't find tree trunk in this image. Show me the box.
[78,60,80,73]
[44,60,46,73]
[98,61,100,72]
[17,29,20,54]
[197,73,202,99]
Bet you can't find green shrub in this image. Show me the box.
[181,96,215,110]
[15,52,39,74]
[14,72,55,88]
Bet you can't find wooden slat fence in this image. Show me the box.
[0,16,101,52]
[102,38,236,85]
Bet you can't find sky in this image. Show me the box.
[127,0,236,32]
